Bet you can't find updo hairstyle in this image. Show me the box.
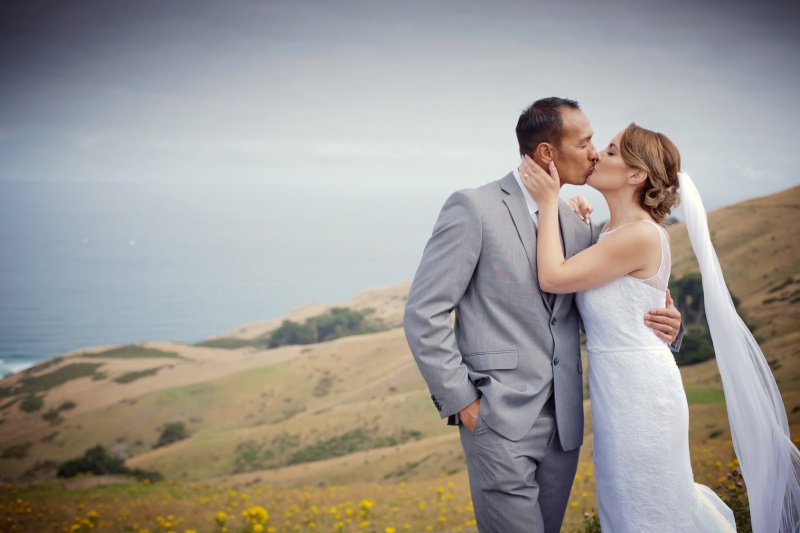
[618,123,681,223]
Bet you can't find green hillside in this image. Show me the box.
[0,186,798,532]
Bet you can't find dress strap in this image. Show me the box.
[600,219,663,236]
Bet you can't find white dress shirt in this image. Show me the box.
[512,167,540,226]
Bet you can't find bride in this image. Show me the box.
[519,123,800,532]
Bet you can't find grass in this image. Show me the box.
[195,338,265,350]
[0,477,478,533]
[114,367,162,384]
[287,428,424,466]
[230,428,426,475]
[384,455,432,479]
[1,442,31,459]
[0,363,103,398]
[684,386,726,405]
[41,400,76,423]
[82,345,182,359]
[0,457,752,533]
[768,277,795,293]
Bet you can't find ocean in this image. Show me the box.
[0,180,445,377]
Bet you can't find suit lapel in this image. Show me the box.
[500,173,553,313]
[551,200,576,317]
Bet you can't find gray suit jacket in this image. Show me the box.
[404,173,594,450]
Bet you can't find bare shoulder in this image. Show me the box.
[602,220,661,250]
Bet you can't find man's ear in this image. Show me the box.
[629,169,648,185]
[534,142,557,166]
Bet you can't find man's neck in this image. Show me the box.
[512,167,540,216]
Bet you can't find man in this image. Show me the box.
[403,97,682,533]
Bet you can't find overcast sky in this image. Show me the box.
[1,0,799,222]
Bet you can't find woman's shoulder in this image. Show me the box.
[602,219,662,247]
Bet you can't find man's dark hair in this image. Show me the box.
[516,97,580,157]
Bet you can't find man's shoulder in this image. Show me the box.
[449,173,514,203]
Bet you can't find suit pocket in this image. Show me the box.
[463,350,518,371]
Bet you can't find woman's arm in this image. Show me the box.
[520,158,657,294]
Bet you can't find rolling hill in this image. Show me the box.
[0,185,798,528]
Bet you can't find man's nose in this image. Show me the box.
[589,145,599,163]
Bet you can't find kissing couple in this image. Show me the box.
[404,97,800,532]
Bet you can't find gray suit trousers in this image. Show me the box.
[459,397,580,533]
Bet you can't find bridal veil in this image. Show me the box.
[678,171,800,532]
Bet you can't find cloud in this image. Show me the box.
[142,138,504,163]
[739,165,780,182]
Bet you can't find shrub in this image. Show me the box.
[128,467,163,483]
[580,510,602,533]
[41,409,61,422]
[19,395,44,413]
[57,444,125,477]
[674,325,715,366]
[1,442,32,459]
[768,277,794,293]
[114,367,161,384]
[267,320,317,348]
[153,422,189,449]
[716,469,751,533]
[56,444,163,481]
[41,400,77,423]
[669,273,760,366]
[268,307,386,348]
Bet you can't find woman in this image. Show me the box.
[519,123,800,532]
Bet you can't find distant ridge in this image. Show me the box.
[0,186,798,505]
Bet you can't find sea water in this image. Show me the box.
[0,180,443,377]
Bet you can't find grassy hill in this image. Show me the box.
[0,186,798,531]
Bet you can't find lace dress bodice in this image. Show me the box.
[577,221,671,353]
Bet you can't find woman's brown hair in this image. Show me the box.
[619,123,681,223]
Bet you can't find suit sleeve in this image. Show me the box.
[670,323,684,352]
[403,190,482,419]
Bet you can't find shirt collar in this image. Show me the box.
[512,167,540,216]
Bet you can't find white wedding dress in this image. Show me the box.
[576,221,736,532]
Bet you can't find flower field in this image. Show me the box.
[0,442,747,533]
[2,477,479,533]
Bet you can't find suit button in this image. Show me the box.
[550,318,557,325]
[553,357,560,365]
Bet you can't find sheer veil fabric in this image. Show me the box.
[678,171,800,532]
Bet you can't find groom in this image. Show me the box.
[403,97,682,533]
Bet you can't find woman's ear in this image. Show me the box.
[629,169,648,185]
